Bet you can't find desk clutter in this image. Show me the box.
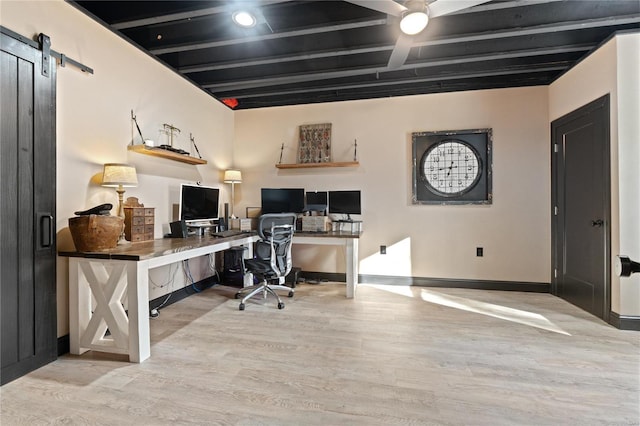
[260,188,362,233]
[301,216,331,232]
[124,197,155,242]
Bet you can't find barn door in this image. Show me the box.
[1,31,57,385]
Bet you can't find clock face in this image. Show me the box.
[421,139,481,196]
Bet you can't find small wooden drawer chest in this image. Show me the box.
[124,207,155,242]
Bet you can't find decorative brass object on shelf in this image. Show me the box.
[275,161,358,169]
[128,145,207,165]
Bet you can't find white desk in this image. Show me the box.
[60,234,257,363]
[293,231,360,299]
[60,230,361,363]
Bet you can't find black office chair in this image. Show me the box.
[235,213,296,310]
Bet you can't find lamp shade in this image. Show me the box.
[223,169,242,183]
[102,163,138,187]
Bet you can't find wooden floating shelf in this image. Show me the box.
[276,161,359,169]
[128,145,207,165]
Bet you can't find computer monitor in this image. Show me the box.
[261,188,305,214]
[328,190,361,221]
[305,191,328,212]
[179,183,220,225]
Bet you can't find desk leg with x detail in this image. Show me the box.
[68,258,150,363]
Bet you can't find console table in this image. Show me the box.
[59,233,257,363]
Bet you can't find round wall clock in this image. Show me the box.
[412,129,492,205]
[421,139,481,196]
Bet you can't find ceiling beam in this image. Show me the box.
[179,45,393,74]
[207,44,593,92]
[445,0,563,15]
[224,65,568,100]
[412,14,640,49]
[152,7,640,56]
[111,0,539,31]
[111,0,292,30]
[150,18,388,55]
[177,14,638,72]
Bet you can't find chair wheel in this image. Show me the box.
[239,303,245,311]
[288,291,294,297]
[277,302,285,309]
[235,292,241,299]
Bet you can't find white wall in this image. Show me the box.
[1,0,235,336]
[615,34,640,316]
[234,87,551,284]
[549,33,640,316]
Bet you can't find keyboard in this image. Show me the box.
[211,229,245,238]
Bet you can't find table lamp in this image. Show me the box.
[223,169,242,218]
[102,163,138,219]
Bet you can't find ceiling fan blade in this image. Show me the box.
[428,0,493,18]
[387,33,413,69]
[344,0,406,17]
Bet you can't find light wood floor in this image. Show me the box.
[1,283,639,425]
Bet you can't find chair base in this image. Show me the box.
[235,280,294,310]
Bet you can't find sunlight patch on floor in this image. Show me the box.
[365,283,416,298]
[419,289,571,335]
[364,284,571,335]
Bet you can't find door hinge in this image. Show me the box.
[38,33,51,78]
[554,143,559,153]
[554,206,558,216]
[554,268,557,278]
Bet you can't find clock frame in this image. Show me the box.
[412,129,492,205]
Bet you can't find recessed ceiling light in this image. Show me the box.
[232,10,257,28]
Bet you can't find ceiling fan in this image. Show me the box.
[346,0,493,69]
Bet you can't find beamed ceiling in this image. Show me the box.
[69,0,640,110]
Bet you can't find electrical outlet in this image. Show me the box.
[476,247,483,257]
[380,245,386,255]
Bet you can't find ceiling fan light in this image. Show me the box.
[232,10,257,28]
[400,10,429,35]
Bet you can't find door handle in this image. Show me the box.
[591,219,604,228]
[39,213,54,248]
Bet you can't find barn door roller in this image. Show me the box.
[1,26,94,76]
[38,33,51,77]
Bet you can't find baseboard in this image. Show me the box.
[299,271,550,293]
[362,274,550,292]
[608,312,640,331]
[57,334,70,357]
[299,271,346,283]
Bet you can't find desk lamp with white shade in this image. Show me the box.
[102,163,138,242]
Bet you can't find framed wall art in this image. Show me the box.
[412,129,492,205]
[298,123,331,163]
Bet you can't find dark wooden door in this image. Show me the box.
[1,32,57,385]
[551,95,610,321]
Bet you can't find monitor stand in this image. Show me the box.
[186,221,216,236]
[331,216,362,233]
[335,214,354,223]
